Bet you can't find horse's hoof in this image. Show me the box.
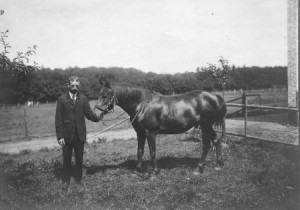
[144,171,157,181]
[217,160,224,167]
[133,169,143,177]
[221,143,229,148]
[134,167,142,173]
[193,171,201,176]
[193,166,204,176]
[149,174,156,181]
[132,172,138,177]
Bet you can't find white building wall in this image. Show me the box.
[287,0,298,107]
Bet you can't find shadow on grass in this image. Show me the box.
[244,138,300,190]
[181,136,200,142]
[83,156,199,175]
[0,160,37,189]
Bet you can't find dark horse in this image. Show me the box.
[95,80,227,176]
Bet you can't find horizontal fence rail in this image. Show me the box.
[226,103,299,112]
[223,92,299,147]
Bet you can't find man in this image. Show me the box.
[55,76,101,191]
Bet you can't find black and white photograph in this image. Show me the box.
[0,0,299,209]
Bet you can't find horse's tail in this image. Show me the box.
[213,95,227,144]
[214,95,227,130]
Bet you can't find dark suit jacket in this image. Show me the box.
[55,93,99,142]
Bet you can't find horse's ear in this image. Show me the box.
[106,80,111,88]
[99,79,111,88]
[99,79,105,86]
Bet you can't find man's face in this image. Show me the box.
[68,78,80,94]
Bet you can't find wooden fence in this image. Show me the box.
[220,92,299,148]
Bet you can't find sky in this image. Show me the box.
[1,0,287,74]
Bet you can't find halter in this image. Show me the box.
[103,95,118,113]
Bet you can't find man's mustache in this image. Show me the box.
[70,89,78,94]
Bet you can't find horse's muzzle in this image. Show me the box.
[95,104,106,112]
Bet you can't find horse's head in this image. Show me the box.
[95,79,117,114]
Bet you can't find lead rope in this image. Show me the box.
[87,117,131,140]
[87,105,141,141]
[101,111,126,122]
[130,108,140,124]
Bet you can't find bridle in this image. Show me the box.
[96,95,118,113]
[106,95,118,113]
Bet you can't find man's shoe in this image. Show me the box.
[75,179,86,191]
[75,179,82,184]
[61,182,70,193]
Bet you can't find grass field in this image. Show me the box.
[0,89,289,142]
[0,134,299,209]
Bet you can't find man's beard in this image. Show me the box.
[70,89,78,94]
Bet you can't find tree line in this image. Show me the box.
[0,65,287,104]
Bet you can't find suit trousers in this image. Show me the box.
[62,127,84,183]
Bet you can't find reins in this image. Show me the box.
[87,116,130,140]
[101,111,126,122]
[87,105,141,141]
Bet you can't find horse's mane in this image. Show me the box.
[112,83,158,103]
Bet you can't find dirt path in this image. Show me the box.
[225,119,298,145]
[0,119,298,154]
[0,129,136,154]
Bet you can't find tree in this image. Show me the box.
[0,10,39,104]
[206,57,232,96]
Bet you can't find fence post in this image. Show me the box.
[298,91,300,150]
[242,92,246,114]
[258,94,262,112]
[2,104,4,110]
[24,108,28,137]
[242,92,247,137]
[273,94,277,106]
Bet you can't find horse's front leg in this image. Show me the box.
[146,131,159,176]
[136,131,146,173]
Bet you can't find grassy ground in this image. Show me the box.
[0,134,299,209]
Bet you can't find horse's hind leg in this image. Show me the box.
[193,124,212,175]
[212,129,224,169]
[136,131,146,173]
[146,131,159,176]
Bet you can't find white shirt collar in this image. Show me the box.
[69,92,77,100]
